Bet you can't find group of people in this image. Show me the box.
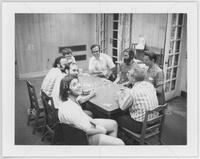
[40,44,165,145]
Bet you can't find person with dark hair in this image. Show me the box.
[61,48,76,64]
[116,67,159,133]
[114,48,139,86]
[41,56,68,97]
[143,52,165,104]
[52,62,94,117]
[89,44,116,80]
[58,75,124,145]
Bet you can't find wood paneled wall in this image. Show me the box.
[131,14,167,49]
[15,14,96,78]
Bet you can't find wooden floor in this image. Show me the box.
[15,77,187,145]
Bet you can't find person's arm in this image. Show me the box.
[113,75,120,84]
[156,85,163,94]
[116,89,133,111]
[155,70,164,94]
[76,90,96,104]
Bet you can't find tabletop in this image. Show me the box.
[79,74,125,118]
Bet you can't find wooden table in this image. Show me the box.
[79,74,124,118]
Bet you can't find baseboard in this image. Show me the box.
[181,91,187,98]
[18,70,48,79]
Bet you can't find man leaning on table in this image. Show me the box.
[88,44,116,81]
[116,66,159,133]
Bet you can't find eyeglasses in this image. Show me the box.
[92,50,99,54]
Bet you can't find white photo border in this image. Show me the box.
[2,1,199,158]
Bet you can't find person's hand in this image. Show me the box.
[89,89,96,98]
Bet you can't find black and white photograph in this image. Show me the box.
[1,1,199,158]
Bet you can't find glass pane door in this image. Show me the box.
[163,14,185,100]
[96,14,107,53]
[107,13,122,64]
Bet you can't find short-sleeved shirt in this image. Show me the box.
[118,60,139,84]
[58,99,92,132]
[145,64,164,88]
[88,53,115,74]
[51,73,67,108]
[118,81,159,122]
[41,68,63,97]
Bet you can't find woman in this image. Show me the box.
[58,74,124,145]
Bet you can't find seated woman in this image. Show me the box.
[116,67,159,133]
[58,74,124,145]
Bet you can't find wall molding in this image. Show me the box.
[18,70,48,79]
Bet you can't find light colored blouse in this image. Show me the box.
[58,98,93,132]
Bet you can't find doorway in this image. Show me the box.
[163,14,186,101]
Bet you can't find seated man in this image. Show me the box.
[51,62,94,117]
[89,44,116,80]
[61,48,76,64]
[114,48,139,87]
[41,56,68,97]
[58,74,124,145]
[143,52,165,104]
[116,67,159,133]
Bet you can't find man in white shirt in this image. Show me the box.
[41,56,68,97]
[89,44,116,80]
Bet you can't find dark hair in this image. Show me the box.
[61,48,72,56]
[52,56,65,68]
[59,74,78,102]
[90,44,100,51]
[144,52,157,63]
[123,48,135,60]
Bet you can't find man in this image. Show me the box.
[41,56,68,97]
[88,44,116,80]
[61,48,76,64]
[67,62,79,78]
[143,52,165,104]
[116,67,159,133]
[52,62,95,115]
[114,48,139,86]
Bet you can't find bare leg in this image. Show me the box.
[94,119,118,137]
[88,134,124,145]
[83,110,93,117]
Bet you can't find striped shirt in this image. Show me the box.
[118,81,159,122]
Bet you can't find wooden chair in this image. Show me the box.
[121,103,168,145]
[26,80,44,134]
[41,90,88,145]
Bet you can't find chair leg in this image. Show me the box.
[41,128,48,141]
[27,114,31,126]
[32,113,39,134]
[27,108,32,126]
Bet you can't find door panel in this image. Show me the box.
[163,14,185,100]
